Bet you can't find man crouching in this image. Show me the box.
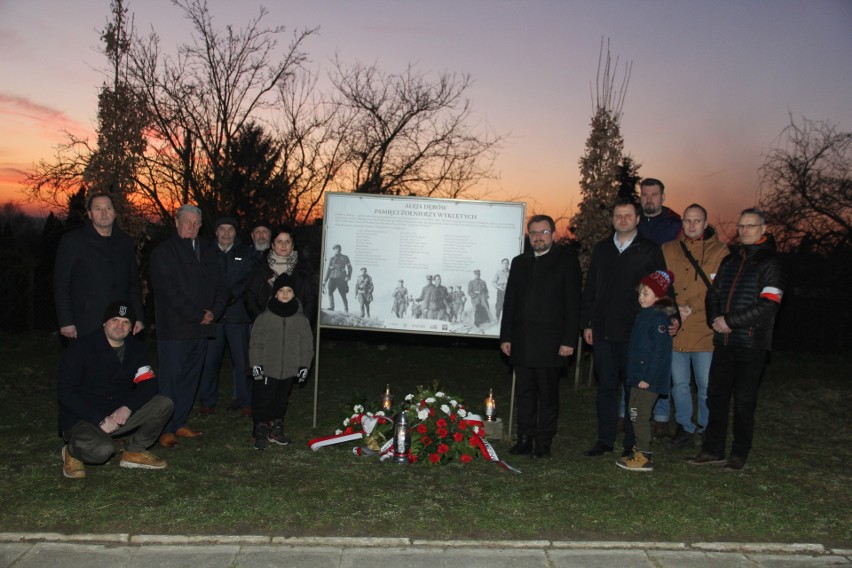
[58,301,173,478]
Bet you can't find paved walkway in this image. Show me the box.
[1,534,850,567]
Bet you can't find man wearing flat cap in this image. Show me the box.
[58,301,173,479]
[198,216,255,417]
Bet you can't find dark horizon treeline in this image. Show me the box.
[1,200,850,352]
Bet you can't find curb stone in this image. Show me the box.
[0,533,845,557]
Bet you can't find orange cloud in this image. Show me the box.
[0,92,89,136]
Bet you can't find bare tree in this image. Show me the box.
[759,115,851,254]
[570,39,634,268]
[127,0,316,223]
[330,58,501,198]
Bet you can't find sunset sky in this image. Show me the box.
[1,0,850,232]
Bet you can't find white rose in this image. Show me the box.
[335,429,342,435]
[458,408,467,417]
[405,394,414,401]
[435,391,445,398]
[376,410,385,417]
[354,405,364,413]
[417,409,429,421]
[440,404,451,415]
[450,400,458,407]
[343,418,350,426]
[426,397,436,404]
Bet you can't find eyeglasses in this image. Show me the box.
[737,223,764,230]
[529,229,552,236]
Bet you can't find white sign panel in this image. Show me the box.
[319,193,526,338]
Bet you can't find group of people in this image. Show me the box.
[500,178,784,472]
[55,195,316,477]
[54,180,784,478]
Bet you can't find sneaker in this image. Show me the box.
[253,422,270,451]
[267,420,291,446]
[616,448,653,472]
[120,451,168,470]
[267,430,291,446]
[722,456,747,472]
[666,426,695,450]
[685,451,726,466]
[61,446,85,479]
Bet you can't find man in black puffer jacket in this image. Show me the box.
[687,207,784,471]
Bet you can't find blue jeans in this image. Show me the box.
[671,351,712,433]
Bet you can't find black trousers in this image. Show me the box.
[252,377,294,424]
[702,345,767,460]
[592,339,635,450]
[514,366,560,448]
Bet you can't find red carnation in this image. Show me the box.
[460,454,473,463]
[436,418,448,428]
[429,407,435,417]
[410,454,419,464]
[421,436,433,446]
[437,428,449,439]
[344,427,353,434]
[429,453,441,463]
[416,423,428,434]
[458,421,468,431]
[437,443,450,454]
[453,432,464,443]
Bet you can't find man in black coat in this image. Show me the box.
[198,217,255,417]
[687,207,784,471]
[54,193,144,339]
[581,197,671,458]
[58,301,173,479]
[499,214,582,458]
[150,204,225,448]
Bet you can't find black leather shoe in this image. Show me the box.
[508,436,533,455]
[583,441,613,457]
[665,426,695,450]
[531,446,551,459]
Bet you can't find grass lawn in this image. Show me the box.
[1,329,849,546]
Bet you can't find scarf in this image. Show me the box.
[268,297,299,318]
[268,249,299,277]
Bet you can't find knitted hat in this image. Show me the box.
[213,216,239,232]
[103,300,136,325]
[272,272,296,296]
[640,270,675,299]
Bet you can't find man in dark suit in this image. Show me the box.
[54,193,144,340]
[580,197,672,458]
[150,204,225,448]
[198,216,255,417]
[499,214,582,458]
